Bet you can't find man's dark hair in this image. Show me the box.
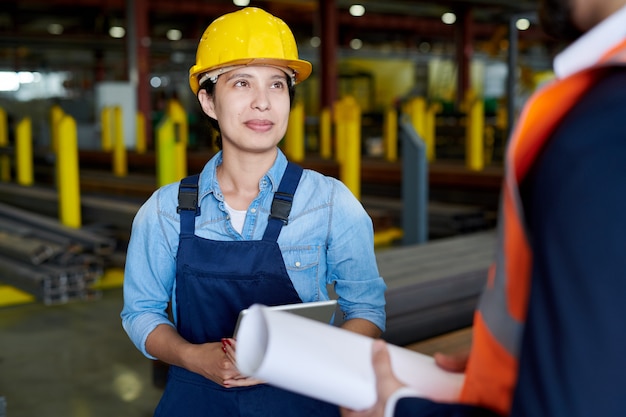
[538,0,584,42]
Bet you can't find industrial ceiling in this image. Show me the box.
[1,0,545,75]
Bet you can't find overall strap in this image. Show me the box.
[263,162,303,242]
[177,174,201,236]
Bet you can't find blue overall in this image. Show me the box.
[154,163,340,417]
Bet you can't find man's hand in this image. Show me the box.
[341,340,405,417]
[433,350,469,373]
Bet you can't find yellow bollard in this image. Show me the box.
[167,99,188,181]
[57,115,82,228]
[383,106,398,163]
[156,117,177,187]
[174,128,187,181]
[408,97,427,138]
[319,107,332,159]
[285,101,305,162]
[406,97,434,160]
[340,96,361,199]
[135,112,146,154]
[101,107,113,152]
[15,117,33,186]
[465,94,485,171]
[50,104,64,153]
[334,97,352,164]
[425,102,442,162]
[0,107,9,182]
[112,106,127,177]
[465,92,485,171]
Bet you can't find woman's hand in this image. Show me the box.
[220,337,265,387]
[146,325,264,387]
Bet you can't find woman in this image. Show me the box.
[121,7,386,417]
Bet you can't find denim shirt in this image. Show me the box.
[121,149,386,358]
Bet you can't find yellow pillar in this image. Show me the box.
[101,107,113,152]
[57,115,81,228]
[156,117,177,187]
[383,106,398,162]
[112,106,127,177]
[406,97,435,160]
[408,97,427,138]
[339,96,361,199]
[0,107,9,182]
[167,99,188,181]
[50,104,64,153]
[465,91,485,171]
[285,101,305,162]
[319,107,332,159]
[15,117,33,186]
[135,112,146,154]
[334,98,348,164]
[425,102,442,162]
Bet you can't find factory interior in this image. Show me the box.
[0,0,561,416]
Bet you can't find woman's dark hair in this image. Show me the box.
[199,73,296,150]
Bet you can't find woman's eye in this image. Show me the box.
[271,81,286,89]
[234,80,248,87]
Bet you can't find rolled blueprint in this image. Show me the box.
[236,304,465,411]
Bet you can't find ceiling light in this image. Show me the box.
[233,0,250,6]
[350,38,363,50]
[310,36,321,48]
[166,29,182,41]
[109,26,125,39]
[150,76,162,88]
[47,23,63,35]
[441,12,456,24]
[516,18,531,30]
[349,5,365,17]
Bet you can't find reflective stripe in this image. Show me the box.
[477,206,523,357]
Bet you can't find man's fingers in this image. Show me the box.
[371,340,393,378]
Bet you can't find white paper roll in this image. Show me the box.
[236,304,465,411]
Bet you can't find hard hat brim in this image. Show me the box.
[189,58,312,95]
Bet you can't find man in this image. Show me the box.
[342,0,626,416]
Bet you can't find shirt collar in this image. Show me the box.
[554,4,626,79]
[199,148,289,198]
[265,148,289,192]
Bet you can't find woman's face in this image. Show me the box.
[199,65,291,155]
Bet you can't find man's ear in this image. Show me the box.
[198,89,217,119]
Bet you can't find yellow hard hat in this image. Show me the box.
[189,7,312,95]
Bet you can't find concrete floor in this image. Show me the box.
[0,284,474,417]
[0,288,162,417]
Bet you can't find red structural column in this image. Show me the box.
[455,7,473,108]
[319,0,338,112]
[132,0,152,148]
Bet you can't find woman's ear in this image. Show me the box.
[198,89,217,119]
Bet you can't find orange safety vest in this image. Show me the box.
[459,38,626,416]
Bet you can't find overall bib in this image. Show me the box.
[154,163,340,417]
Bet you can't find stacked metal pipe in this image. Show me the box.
[0,201,116,305]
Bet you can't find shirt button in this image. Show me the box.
[295,261,301,267]
[250,208,256,213]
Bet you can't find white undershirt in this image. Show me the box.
[223,200,247,234]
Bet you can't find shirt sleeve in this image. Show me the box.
[120,187,178,359]
[326,179,387,332]
[387,388,500,417]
